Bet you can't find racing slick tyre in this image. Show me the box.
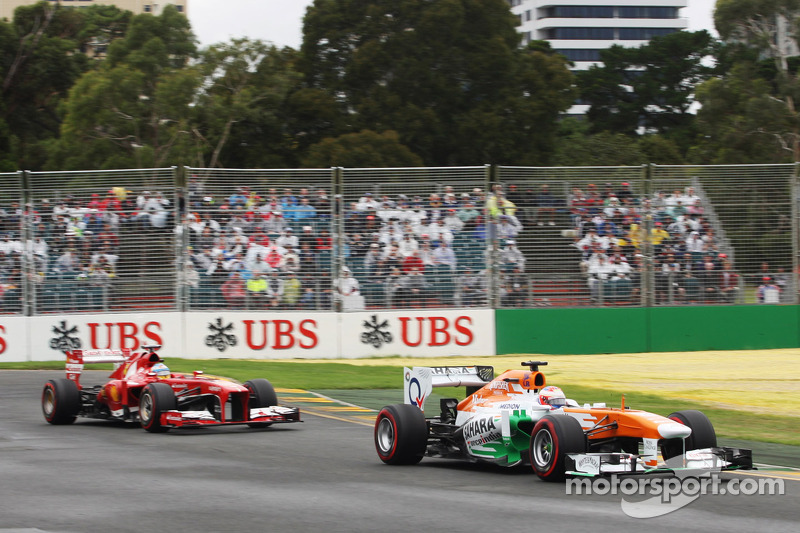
[375,404,428,465]
[139,382,177,433]
[245,379,278,428]
[661,409,717,463]
[42,379,81,425]
[530,415,587,482]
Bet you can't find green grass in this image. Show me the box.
[5,359,798,446]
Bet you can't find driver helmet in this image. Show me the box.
[151,362,171,379]
[538,386,566,408]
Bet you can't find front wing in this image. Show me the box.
[160,405,301,428]
[565,447,754,477]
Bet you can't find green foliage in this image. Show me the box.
[299,0,575,166]
[301,129,424,167]
[577,30,713,153]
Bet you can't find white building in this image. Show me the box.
[508,0,688,114]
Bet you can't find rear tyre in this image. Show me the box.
[139,382,177,433]
[661,409,717,462]
[245,378,278,428]
[42,379,81,425]
[530,415,586,482]
[375,404,428,465]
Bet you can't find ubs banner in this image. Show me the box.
[2,310,495,361]
[340,310,495,358]
[26,313,180,362]
[184,312,338,359]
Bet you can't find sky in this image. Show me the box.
[188,0,717,50]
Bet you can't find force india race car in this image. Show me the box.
[374,362,753,481]
[42,345,300,432]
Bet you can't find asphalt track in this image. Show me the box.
[1,371,798,533]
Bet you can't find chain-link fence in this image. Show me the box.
[182,167,335,311]
[340,166,490,310]
[1,164,796,316]
[24,168,178,315]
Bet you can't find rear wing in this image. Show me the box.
[404,366,493,411]
[66,349,131,387]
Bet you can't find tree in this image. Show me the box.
[53,5,199,169]
[711,0,800,159]
[0,2,93,168]
[576,30,713,151]
[192,39,301,168]
[301,129,423,167]
[299,0,575,166]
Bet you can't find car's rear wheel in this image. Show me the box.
[661,409,717,463]
[375,404,428,465]
[139,382,177,433]
[245,378,278,428]
[42,379,81,425]
[530,415,586,481]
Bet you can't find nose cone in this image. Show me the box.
[658,422,692,439]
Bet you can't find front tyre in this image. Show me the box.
[375,404,428,465]
[661,409,717,462]
[245,378,278,428]
[139,382,177,433]
[530,415,586,482]
[42,379,81,424]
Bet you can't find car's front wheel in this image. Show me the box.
[661,409,717,463]
[374,404,428,465]
[42,379,81,425]
[139,382,177,433]
[530,415,586,481]
[245,378,278,428]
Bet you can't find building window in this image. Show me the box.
[619,7,677,19]
[554,49,602,61]
[548,27,615,40]
[619,28,678,40]
[176,5,183,12]
[545,6,614,18]
[144,5,151,12]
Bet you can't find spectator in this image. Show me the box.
[757,276,781,304]
[697,255,718,300]
[402,250,425,273]
[442,209,464,233]
[394,267,429,307]
[334,266,362,310]
[587,255,615,301]
[246,271,269,307]
[282,244,301,273]
[457,201,481,230]
[398,233,419,258]
[283,271,302,309]
[221,272,246,309]
[265,271,285,308]
[718,261,740,303]
[532,184,557,226]
[502,266,528,307]
[500,240,525,271]
[459,267,486,307]
[432,241,457,271]
[497,215,522,240]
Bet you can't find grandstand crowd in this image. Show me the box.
[0,177,790,313]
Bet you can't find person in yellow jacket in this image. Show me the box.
[487,186,517,218]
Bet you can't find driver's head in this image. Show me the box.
[538,386,566,408]
[151,362,170,379]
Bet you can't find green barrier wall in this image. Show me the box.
[495,305,800,355]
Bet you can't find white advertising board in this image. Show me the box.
[183,312,340,359]
[340,309,496,358]
[0,316,28,362]
[27,313,181,362]
[3,309,496,362]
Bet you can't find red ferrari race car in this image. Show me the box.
[42,345,301,432]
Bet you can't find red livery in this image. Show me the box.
[42,345,301,432]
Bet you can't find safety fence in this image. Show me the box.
[0,163,796,316]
